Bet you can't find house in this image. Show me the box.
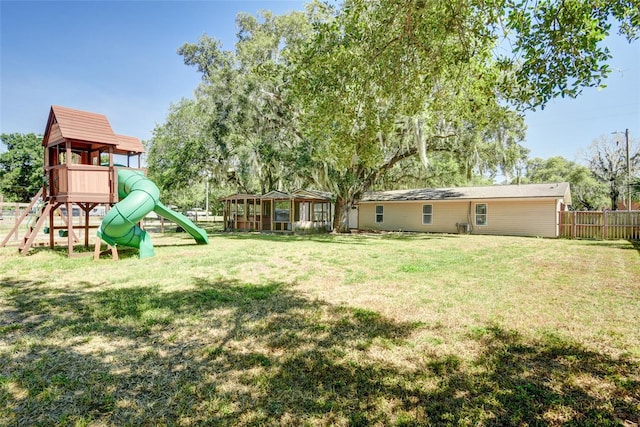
[616,200,640,211]
[356,182,572,238]
[221,189,333,232]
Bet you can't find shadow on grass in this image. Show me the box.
[578,239,640,254]
[213,232,363,244]
[212,231,458,245]
[25,238,211,258]
[24,244,142,260]
[1,278,638,425]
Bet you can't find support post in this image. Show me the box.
[94,238,118,261]
[66,202,73,257]
[49,203,55,249]
[270,200,274,232]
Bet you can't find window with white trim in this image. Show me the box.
[475,203,487,226]
[422,204,433,225]
[375,205,384,223]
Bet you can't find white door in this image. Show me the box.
[348,204,358,229]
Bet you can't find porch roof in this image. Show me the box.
[291,189,332,201]
[221,189,334,202]
[220,193,262,201]
[261,190,292,200]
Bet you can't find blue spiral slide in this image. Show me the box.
[97,169,208,258]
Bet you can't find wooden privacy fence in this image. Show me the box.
[559,210,640,240]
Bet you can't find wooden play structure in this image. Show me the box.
[221,189,333,232]
[1,105,144,257]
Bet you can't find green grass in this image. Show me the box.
[1,230,639,426]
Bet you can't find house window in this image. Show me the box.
[422,204,433,225]
[475,203,487,226]
[375,205,384,223]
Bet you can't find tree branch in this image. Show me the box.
[357,145,419,198]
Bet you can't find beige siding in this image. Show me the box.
[358,199,561,237]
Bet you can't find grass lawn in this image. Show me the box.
[1,230,639,426]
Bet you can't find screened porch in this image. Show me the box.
[221,189,333,233]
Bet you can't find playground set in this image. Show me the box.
[0,105,208,259]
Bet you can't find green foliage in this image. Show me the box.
[288,0,636,227]
[148,1,638,229]
[288,0,533,229]
[524,156,609,210]
[146,99,219,193]
[147,10,314,198]
[162,180,205,212]
[0,133,43,202]
[501,0,638,109]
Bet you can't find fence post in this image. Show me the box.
[603,210,607,240]
[572,211,577,239]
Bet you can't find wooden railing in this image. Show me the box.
[48,164,116,203]
[559,210,640,240]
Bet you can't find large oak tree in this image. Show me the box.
[288,0,637,230]
[147,10,314,206]
[146,0,638,229]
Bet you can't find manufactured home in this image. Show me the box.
[356,182,571,238]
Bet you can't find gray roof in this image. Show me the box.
[292,189,333,200]
[261,190,292,200]
[360,182,571,202]
[261,190,331,201]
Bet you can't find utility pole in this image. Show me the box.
[625,128,631,211]
[613,129,632,211]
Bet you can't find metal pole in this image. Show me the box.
[625,129,631,211]
[205,179,210,218]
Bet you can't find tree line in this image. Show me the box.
[2,1,639,222]
[2,130,637,212]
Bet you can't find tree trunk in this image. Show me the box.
[610,183,619,210]
[333,195,351,233]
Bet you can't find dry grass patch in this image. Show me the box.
[1,231,639,425]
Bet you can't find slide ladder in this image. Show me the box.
[1,188,47,254]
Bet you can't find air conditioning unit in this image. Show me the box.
[456,222,471,234]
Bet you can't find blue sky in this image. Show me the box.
[1,1,638,164]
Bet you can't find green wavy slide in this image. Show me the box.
[97,168,208,258]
